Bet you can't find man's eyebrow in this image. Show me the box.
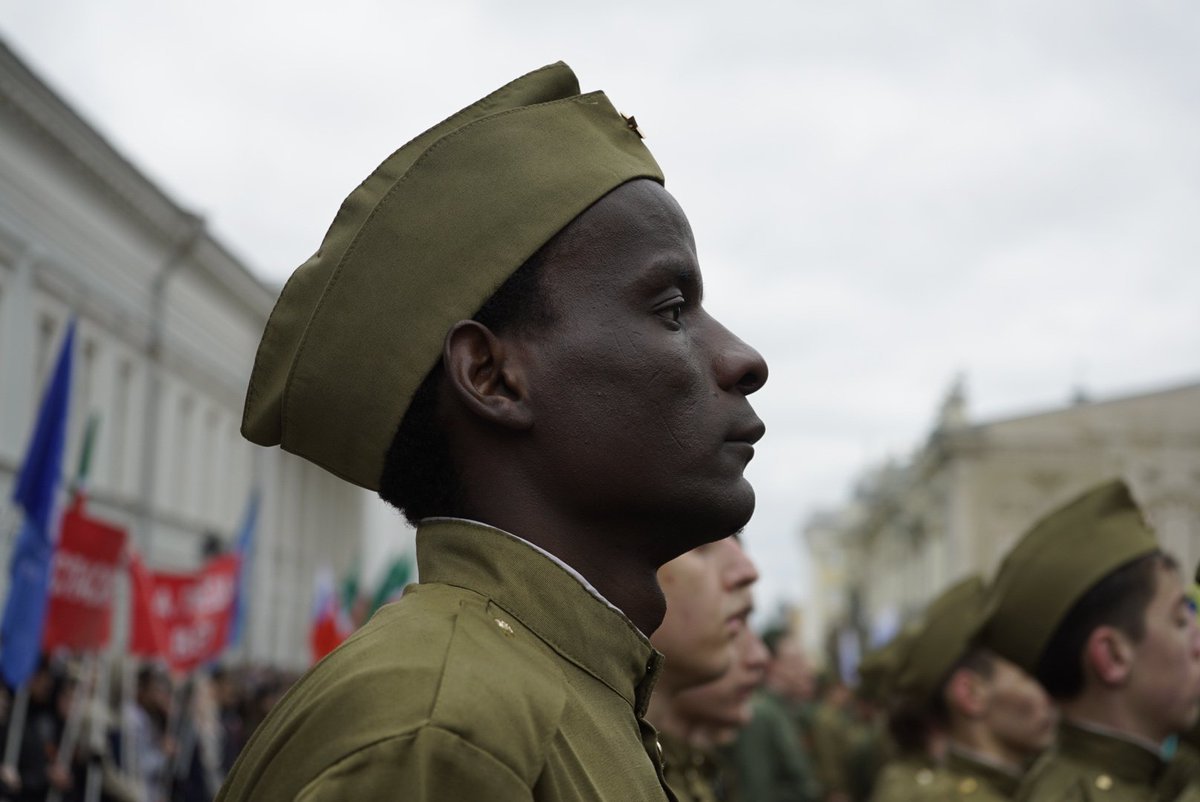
[635,259,703,300]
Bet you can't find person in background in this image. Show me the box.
[867,612,951,802]
[983,479,1200,802]
[810,675,856,802]
[728,628,823,802]
[647,536,759,802]
[907,577,1056,801]
[670,625,772,801]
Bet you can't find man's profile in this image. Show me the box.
[217,62,767,801]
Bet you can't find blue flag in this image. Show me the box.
[226,488,260,648]
[1,319,75,688]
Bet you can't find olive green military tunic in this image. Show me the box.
[216,519,673,801]
[944,747,1022,802]
[1015,722,1172,802]
[870,757,954,802]
[1161,741,1200,802]
[812,701,855,798]
[729,690,821,802]
[661,732,725,802]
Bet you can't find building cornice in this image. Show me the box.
[0,38,276,321]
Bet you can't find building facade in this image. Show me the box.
[805,378,1200,664]
[0,40,390,669]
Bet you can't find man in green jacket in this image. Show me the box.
[648,535,759,802]
[217,61,768,801]
[983,480,1200,802]
[901,577,1056,802]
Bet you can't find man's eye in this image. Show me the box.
[656,300,684,324]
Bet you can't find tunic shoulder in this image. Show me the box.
[217,582,568,801]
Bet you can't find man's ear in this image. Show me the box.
[1084,625,1135,687]
[442,321,533,430]
[946,668,987,719]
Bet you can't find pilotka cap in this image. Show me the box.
[858,630,909,704]
[983,479,1159,675]
[893,576,988,703]
[241,62,664,490]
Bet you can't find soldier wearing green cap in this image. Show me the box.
[217,62,768,802]
[871,579,986,802]
[923,579,1056,802]
[982,479,1200,802]
[869,625,951,802]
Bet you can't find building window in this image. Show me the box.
[34,312,59,392]
[176,394,195,514]
[111,358,133,494]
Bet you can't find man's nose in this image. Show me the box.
[711,317,768,395]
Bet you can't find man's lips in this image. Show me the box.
[726,604,754,634]
[727,418,766,445]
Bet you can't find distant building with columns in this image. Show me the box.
[0,39,404,669]
[804,377,1200,667]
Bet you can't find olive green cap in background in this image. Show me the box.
[893,575,988,704]
[858,629,910,704]
[241,62,664,490]
[982,479,1159,675]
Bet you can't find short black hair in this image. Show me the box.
[1035,550,1175,700]
[378,243,561,526]
[931,646,996,723]
[887,696,938,757]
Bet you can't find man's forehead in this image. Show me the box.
[552,179,695,259]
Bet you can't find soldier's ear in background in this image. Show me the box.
[946,667,988,718]
[1084,625,1135,687]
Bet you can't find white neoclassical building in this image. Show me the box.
[0,39,406,669]
[805,378,1200,666]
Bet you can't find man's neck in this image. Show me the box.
[646,688,691,740]
[947,731,1025,774]
[1059,693,1169,752]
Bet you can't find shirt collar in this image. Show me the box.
[415,518,663,716]
[1059,719,1166,785]
[946,745,1023,797]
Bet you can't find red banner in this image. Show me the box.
[42,504,126,653]
[131,554,238,673]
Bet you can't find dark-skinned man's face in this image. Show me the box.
[511,179,767,559]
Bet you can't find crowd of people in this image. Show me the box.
[0,659,298,802]
[637,479,1200,802]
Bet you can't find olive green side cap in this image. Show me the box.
[982,479,1158,675]
[894,576,988,704]
[241,62,664,490]
[858,631,909,703]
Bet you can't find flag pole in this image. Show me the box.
[47,653,97,802]
[81,650,112,802]
[120,658,138,785]
[156,671,187,802]
[2,683,30,786]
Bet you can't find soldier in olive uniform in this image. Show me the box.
[925,581,1056,802]
[647,537,759,802]
[870,579,988,802]
[811,677,859,802]
[983,480,1200,802]
[1161,563,1200,799]
[728,628,823,802]
[667,625,773,801]
[217,62,768,801]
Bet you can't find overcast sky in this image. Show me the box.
[4,1,1199,621]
